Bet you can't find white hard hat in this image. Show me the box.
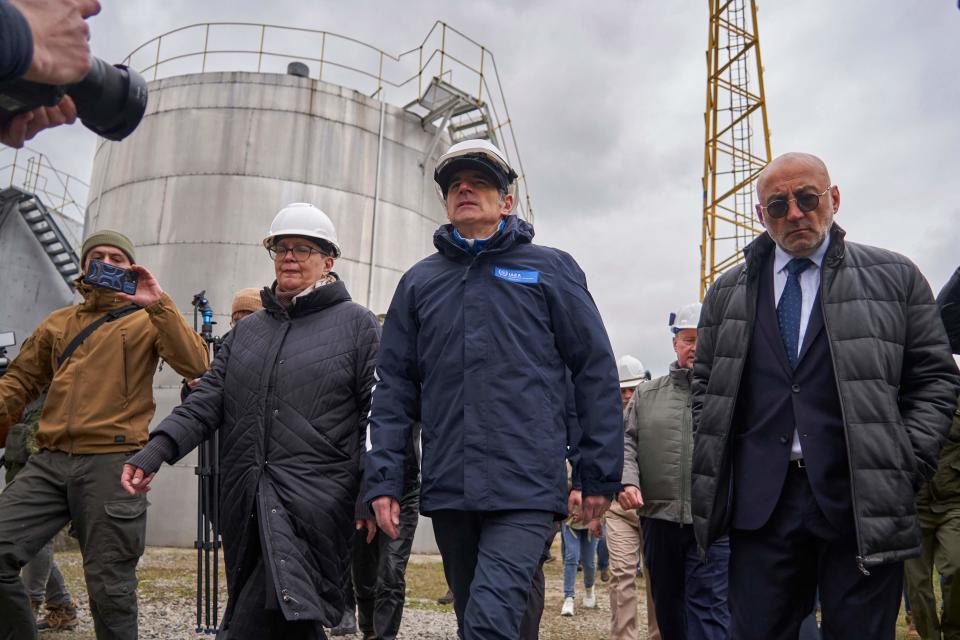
[669,302,702,334]
[617,355,646,389]
[434,139,518,210]
[262,203,341,258]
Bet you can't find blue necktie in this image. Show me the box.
[777,258,813,369]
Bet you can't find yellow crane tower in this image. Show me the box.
[700,0,773,300]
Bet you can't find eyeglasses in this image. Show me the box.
[759,187,832,219]
[267,244,326,261]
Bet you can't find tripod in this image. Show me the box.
[190,291,223,634]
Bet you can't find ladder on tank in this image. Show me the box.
[0,187,81,288]
[405,77,499,145]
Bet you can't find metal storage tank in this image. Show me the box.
[85,22,531,547]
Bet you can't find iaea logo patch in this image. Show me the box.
[493,266,539,284]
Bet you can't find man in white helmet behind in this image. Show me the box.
[620,303,731,640]
[362,139,624,639]
[605,355,660,640]
[123,203,380,639]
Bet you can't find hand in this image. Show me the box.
[580,494,611,524]
[0,96,77,148]
[186,378,201,391]
[587,517,604,539]
[617,485,644,510]
[567,489,583,522]
[356,519,378,544]
[120,463,155,495]
[118,265,163,308]
[371,496,400,540]
[11,0,101,85]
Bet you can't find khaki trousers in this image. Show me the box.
[606,502,660,640]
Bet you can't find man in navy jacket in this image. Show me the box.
[363,139,624,639]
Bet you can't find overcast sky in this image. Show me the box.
[21,0,960,375]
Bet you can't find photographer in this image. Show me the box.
[0,0,101,147]
[0,229,208,639]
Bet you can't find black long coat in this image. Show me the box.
[155,279,379,627]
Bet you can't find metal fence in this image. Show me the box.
[0,147,87,248]
[123,20,533,219]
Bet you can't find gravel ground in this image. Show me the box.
[42,540,641,640]
[38,541,912,639]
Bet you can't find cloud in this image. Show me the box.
[25,0,960,375]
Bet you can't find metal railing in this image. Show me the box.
[122,20,532,220]
[0,147,87,249]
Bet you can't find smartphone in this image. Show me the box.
[83,259,139,295]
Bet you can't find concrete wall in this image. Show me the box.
[0,207,79,362]
[84,70,449,548]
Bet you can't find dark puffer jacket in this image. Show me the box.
[691,225,960,568]
[153,278,379,627]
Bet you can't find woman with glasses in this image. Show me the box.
[122,203,380,640]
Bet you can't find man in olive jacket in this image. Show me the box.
[903,276,960,640]
[904,405,960,640]
[691,153,960,640]
[0,230,209,639]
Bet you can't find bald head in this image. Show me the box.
[754,151,839,258]
[757,153,831,201]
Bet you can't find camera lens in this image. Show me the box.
[67,58,148,142]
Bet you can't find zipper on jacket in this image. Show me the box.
[63,321,80,453]
[461,255,479,283]
[819,266,870,576]
[120,331,129,409]
[680,387,691,527]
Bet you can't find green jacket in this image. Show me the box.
[622,362,693,524]
[917,399,960,513]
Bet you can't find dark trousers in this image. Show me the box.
[904,507,960,640]
[519,522,559,640]
[432,510,554,640]
[641,517,730,640]
[729,465,903,640]
[352,489,420,640]
[0,451,146,640]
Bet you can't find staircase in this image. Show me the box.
[405,77,499,145]
[0,186,81,288]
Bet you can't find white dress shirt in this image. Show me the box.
[771,229,832,459]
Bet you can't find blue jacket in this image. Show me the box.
[0,1,33,82]
[364,215,623,516]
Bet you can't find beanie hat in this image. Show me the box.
[231,287,264,317]
[81,230,136,265]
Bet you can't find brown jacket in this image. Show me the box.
[0,282,208,453]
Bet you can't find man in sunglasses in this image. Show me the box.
[690,152,960,640]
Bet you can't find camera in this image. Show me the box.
[0,57,147,142]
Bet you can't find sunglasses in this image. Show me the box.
[758,187,832,219]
